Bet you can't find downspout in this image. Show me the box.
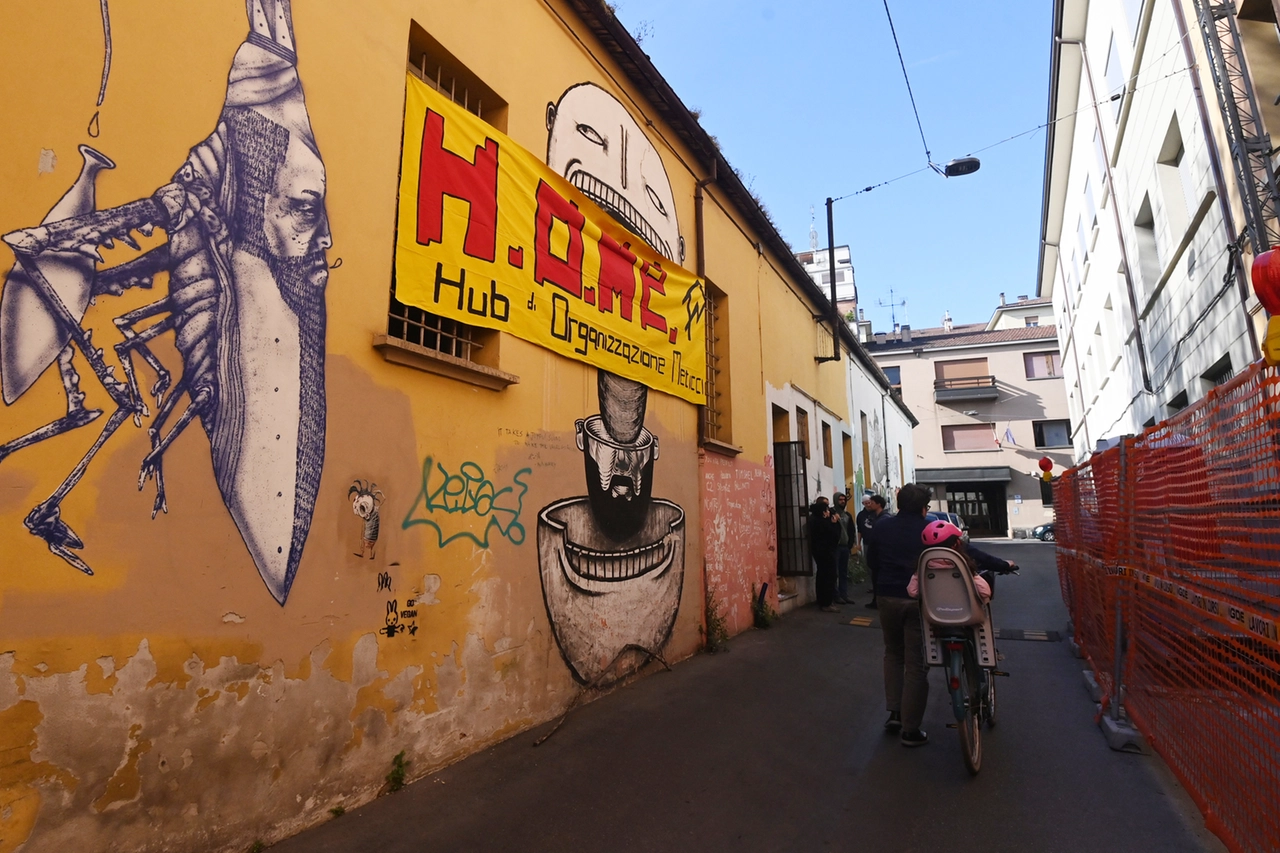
[1057,37,1154,392]
[694,159,717,279]
[694,160,716,444]
[1169,0,1260,354]
[1053,241,1094,451]
[881,392,891,494]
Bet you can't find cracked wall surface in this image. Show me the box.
[0,4,708,850]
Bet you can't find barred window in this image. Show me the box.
[702,282,732,445]
[374,22,518,391]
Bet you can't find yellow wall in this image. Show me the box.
[0,2,853,850]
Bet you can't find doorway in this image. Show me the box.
[945,483,1008,538]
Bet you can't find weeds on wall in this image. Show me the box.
[702,585,729,653]
[329,806,346,818]
[751,584,777,629]
[848,550,869,586]
[386,750,409,793]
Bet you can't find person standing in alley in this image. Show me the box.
[833,492,855,604]
[809,496,842,612]
[857,494,887,608]
[866,483,932,747]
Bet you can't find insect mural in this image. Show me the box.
[0,0,331,605]
[348,480,384,559]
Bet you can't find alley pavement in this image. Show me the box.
[273,542,1224,853]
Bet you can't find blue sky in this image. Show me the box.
[613,1,1053,331]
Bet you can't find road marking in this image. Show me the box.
[997,628,1061,642]
[847,616,875,627]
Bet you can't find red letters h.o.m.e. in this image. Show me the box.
[417,109,498,262]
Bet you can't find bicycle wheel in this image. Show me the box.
[958,646,983,775]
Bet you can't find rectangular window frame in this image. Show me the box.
[1032,419,1072,449]
[378,22,519,390]
[1024,350,1062,380]
[941,423,997,452]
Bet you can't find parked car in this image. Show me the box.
[1032,522,1056,542]
[927,511,969,543]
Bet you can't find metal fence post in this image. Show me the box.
[1102,439,1145,752]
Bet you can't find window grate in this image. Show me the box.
[703,287,724,442]
[388,284,483,361]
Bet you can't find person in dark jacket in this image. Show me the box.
[856,494,887,608]
[865,483,933,747]
[833,492,854,604]
[809,497,842,612]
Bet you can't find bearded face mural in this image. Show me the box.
[537,84,688,686]
[0,0,329,605]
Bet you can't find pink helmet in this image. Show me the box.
[922,519,963,546]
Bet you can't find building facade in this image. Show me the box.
[0,2,911,849]
[866,297,1072,538]
[1039,0,1279,459]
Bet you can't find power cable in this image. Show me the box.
[881,0,932,167]
[832,61,1193,203]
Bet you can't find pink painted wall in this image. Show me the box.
[700,452,778,636]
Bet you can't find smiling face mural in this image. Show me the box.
[546,82,684,265]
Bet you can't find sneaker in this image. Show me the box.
[820,605,840,613]
[884,711,902,732]
[900,729,929,747]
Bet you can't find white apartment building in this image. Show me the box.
[1039,0,1278,459]
[865,297,1073,539]
[796,243,857,319]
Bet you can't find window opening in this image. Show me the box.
[1033,420,1072,448]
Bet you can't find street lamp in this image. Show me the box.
[820,156,981,362]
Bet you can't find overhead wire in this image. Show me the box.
[881,0,933,167]
[832,28,1195,203]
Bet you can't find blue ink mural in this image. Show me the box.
[0,0,330,605]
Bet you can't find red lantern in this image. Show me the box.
[1250,249,1280,314]
[1038,456,1053,473]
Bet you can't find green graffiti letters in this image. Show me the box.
[402,456,531,548]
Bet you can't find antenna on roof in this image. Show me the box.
[942,310,952,332]
[878,285,908,328]
[809,206,818,251]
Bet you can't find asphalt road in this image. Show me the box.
[275,541,1225,853]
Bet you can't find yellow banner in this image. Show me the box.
[395,74,707,404]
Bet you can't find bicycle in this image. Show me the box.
[916,547,1018,775]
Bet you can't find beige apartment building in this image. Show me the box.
[864,296,1073,538]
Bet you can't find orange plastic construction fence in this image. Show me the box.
[1055,360,1280,853]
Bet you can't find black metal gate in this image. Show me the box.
[773,441,811,576]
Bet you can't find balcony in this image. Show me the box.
[934,375,999,402]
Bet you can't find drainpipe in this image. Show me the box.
[694,159,717,278]
[1057,37,1154,392]
[1169,0,1260,354]
[881,392,891,494]
[1053,241,1093,451]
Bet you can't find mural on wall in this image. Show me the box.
[348,480,384,558]
[394,76,706,405]
[537,84,687,685]
[545,82,684,266]
[0,0,330,605]
[401,456,531,549]
[871,409,887,490]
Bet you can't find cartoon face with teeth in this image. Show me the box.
[546,83,683,264]
[538,84,689,687]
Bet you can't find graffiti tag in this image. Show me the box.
[402,456,531,548]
